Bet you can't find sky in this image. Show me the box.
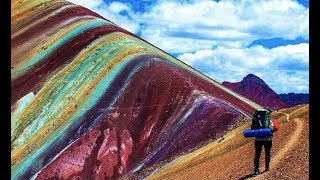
[68,0,309,94]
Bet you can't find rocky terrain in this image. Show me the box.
[148,104,309,180]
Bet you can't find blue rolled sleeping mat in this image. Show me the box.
[243,128,272,138]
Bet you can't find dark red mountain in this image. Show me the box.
[222,74,288,109]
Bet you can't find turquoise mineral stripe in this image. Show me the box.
[11,34,107,146]
[12,19,110,79]
[12,34,167,149]
[12,34,151,149]
[11,92,35,136]
[11,53,144,180]
[12,33,122,141]
[11,49,109,148]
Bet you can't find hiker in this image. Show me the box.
[251,107,275,175]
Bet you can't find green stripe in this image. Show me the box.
[12,19,110,79]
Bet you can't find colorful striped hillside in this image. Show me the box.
[11,0,261,179]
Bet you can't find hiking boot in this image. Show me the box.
[265,157,270,172]
[265,167,270,172]
[253,169,260,175]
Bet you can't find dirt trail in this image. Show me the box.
[272,111,290,122]
[253,118,304,180]
[270,118,303,168]
[147,104,309,180]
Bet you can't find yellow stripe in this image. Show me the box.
[12,3,76,39]
[12,32,126,144]
[12,0,63,18]
[12,46,150,165]
[12,18,100,77]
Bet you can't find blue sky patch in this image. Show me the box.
[249,37,309,49]
[297,0,309,7]
[103,0,155,12]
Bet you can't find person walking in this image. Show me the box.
[253,131,273,175]
[251,107,277,175]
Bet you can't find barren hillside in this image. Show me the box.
[148,104,309,180]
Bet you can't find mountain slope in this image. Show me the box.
[279,93,309,106]
[11,0,261,179]
[222,74,288,109]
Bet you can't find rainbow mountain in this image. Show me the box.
[11,0,261,179]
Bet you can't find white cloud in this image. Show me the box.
[66,0,309,93]
[138,0,309,53]
[108,2,131,13]
[67,0,103,10]
[68,0,141,33]
[265,71,309,93]
[68,0,309,53]
[140,26,218,53]
[94,2,142,33]
[178,43,309,93]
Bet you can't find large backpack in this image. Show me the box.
[251,109,271,130]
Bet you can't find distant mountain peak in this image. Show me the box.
[242,74,267,86]
[222,73,288,109]
[222,73,309,109]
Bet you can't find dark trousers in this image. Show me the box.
[254,140,272,170]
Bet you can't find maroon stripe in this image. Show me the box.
[11,25,130,105]
[12,16,97,65]
[12,5,106,50]
[11,2,71,35]
[36,57,255,179]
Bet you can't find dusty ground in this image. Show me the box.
[147,104,309,180]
